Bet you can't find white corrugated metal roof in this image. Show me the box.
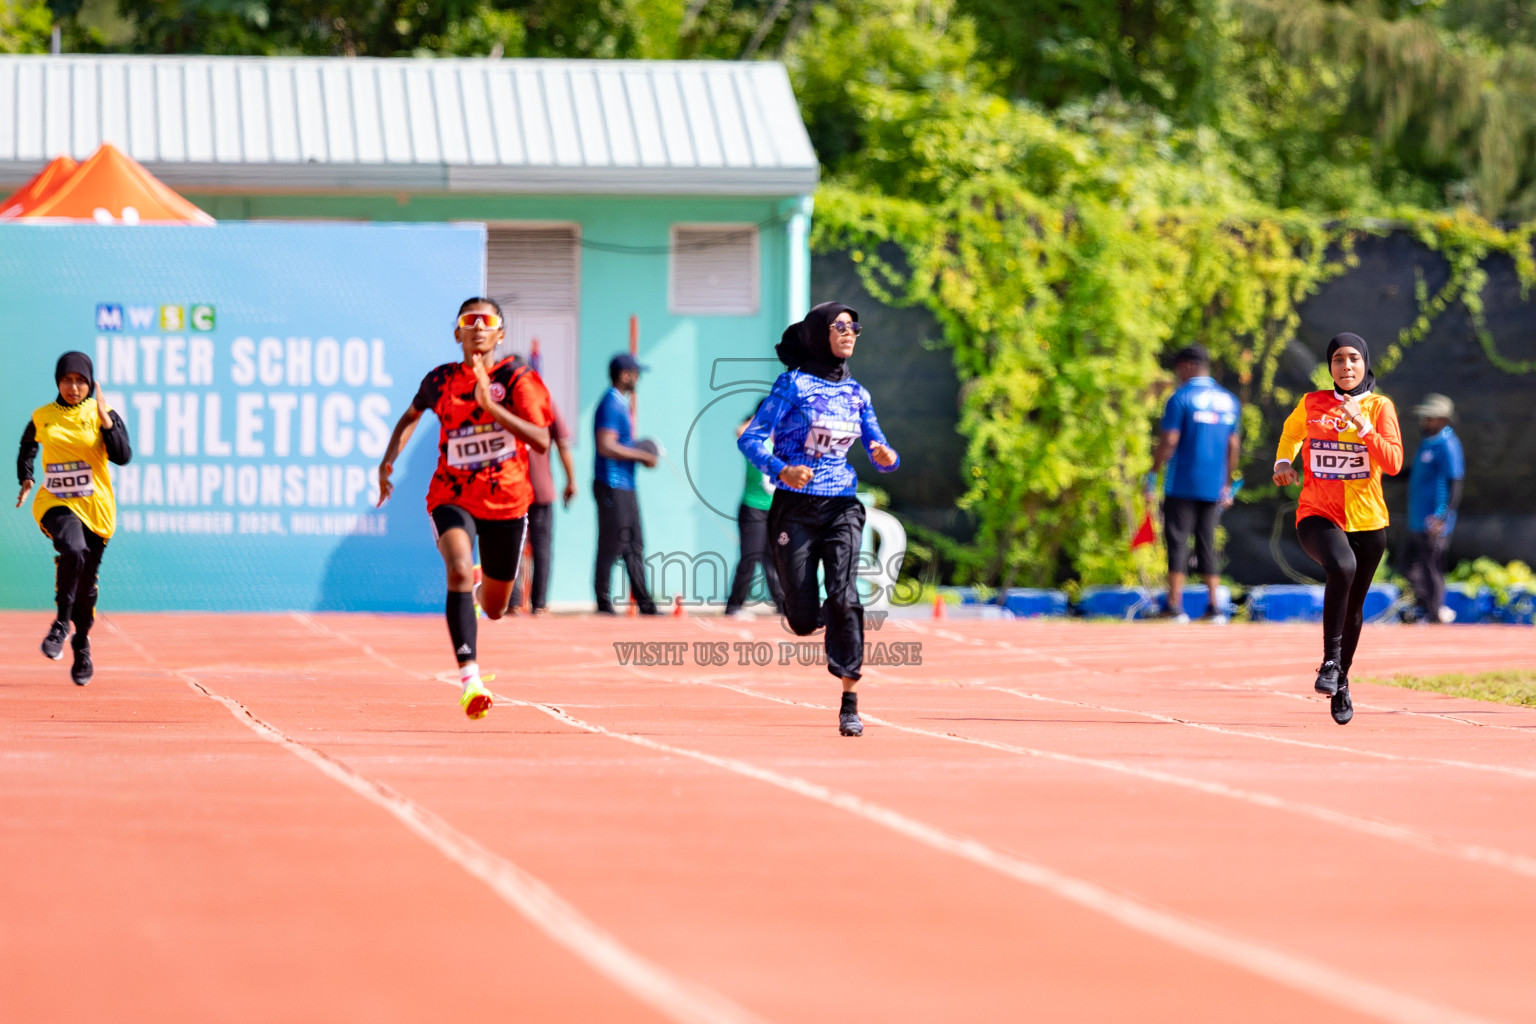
[0,55,818,195]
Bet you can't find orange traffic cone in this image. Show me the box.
[627,596,637,617]
[672,595,686,617]
[933,592,946,620]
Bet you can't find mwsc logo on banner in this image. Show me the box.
[96,303,216,333]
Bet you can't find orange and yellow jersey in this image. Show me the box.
[1275,390,1404,532]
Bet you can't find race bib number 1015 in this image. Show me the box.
[1308,439,1370,480]
[43,461,94,498]
[446,424,516,471]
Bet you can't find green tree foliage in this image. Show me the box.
[793,1,1354,584]
[102,0,811,57]
[790,0,1536,586]
[1,1,54,52]
[955,0,1215,111]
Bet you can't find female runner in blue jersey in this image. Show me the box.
[738,303,900,736]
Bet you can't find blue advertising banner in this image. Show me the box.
[0,222,486,612]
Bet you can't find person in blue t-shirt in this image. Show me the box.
[1403,393,1465,623]
[1146,344,1241,623]
[593,353,660,614]
[739,302,899,737]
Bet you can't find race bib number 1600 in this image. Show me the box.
[1308,439,1370,480]
[446,424,516,471]
[43,461,95,498]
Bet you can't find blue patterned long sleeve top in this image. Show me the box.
[737,370,900,497]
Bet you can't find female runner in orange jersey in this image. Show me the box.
[1273,333,1403,724]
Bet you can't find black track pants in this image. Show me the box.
[768,490,866,681]
[1401,530,1448,620]
[514,501,554,611]
[40,506,106,640]
[1296,515,1387,673]
[594,480,655,613]
[726,504,786,615]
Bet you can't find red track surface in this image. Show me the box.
[4,610,1536,1023]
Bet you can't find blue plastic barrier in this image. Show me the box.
[1248,585,1325,622]
[998,588,1070,618]
[1498,586,1535,624]
[1148,587,1232,619]
[1362,583,1400,621]
[1443,584,1495,624]
[1076,587,1153,619]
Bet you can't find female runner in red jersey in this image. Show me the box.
[1273,333,1403,724]
[376,298,552,719]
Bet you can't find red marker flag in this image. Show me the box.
[1130,511,1156,549]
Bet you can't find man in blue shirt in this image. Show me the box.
[1403,393,1465,623]
[1146,344,1241,622]
[593,353,659,614]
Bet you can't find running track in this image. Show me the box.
[4,612,1536,1023]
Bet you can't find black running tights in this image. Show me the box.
[768,491,866,682]
[1296,516,1386,673]
[40,506,106,640]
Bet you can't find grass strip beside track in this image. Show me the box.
[1368,669,1536,708]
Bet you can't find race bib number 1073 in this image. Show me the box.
[446,424,515,471]
[43,461,94,498]
[1308,439,1370,480]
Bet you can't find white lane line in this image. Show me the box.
[984,685,1536,781]
[508,696,1497,1024]
[682,679,1536,883]
[182,673,768,1024]
[112,617,765,1024]
[910,663,1536,739]
[1214,676,1536,736]
[899,623,1536,729]
[915,623,1536,738]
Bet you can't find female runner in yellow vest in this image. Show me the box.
[15,352,132,686]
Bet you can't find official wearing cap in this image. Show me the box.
[1146,344,1241,622]
[1403,393,1464,623]
[593,353,659,614]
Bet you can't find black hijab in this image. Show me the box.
[776,301,857,382]
[54,351,95,407]
[1326,332,1375,397]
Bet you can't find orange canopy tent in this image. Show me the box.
[0,155,79,219]
[0,144,214,225]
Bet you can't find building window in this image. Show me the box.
[669,225,759,316]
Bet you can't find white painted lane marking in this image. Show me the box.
[893,622,1536,749]
[180,670,769,1024]
[984,685,1536,781]
[512,697,1497,1024]
[1212,676,1536,736]
[684,678,1536,882]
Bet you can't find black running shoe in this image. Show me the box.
[839,710,864,737]
[1330,680,1353,725]
[41,620,70,661]
[70,638,93,687]
[1313,660,1341,696]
